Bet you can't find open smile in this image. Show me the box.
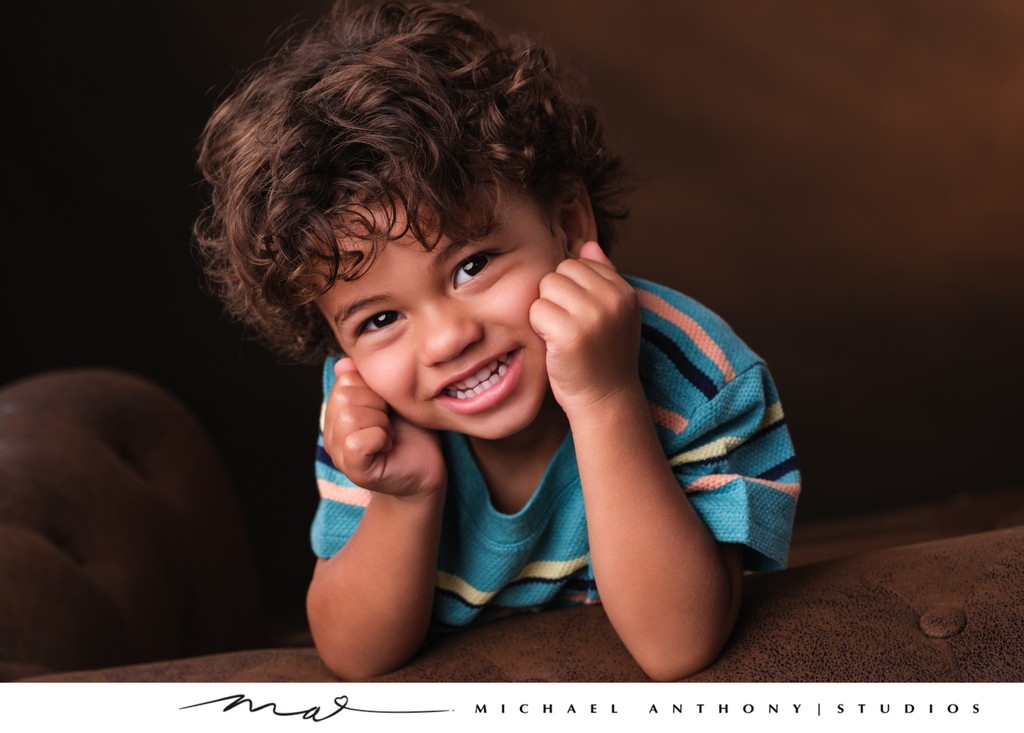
[442,352,514,399]
[436,349,523,415]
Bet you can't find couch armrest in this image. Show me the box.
[0,369,265,680]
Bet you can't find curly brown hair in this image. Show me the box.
[194,0,629,362]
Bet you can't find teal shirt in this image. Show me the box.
[311,276,800,630]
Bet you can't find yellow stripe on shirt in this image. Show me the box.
[669,402,785,467]
[436,553,591,607]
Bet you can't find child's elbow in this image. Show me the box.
[315,643,408,682]
[643,651,724,679]
[306,583,417,681]
[630,630,731,682]
[308,622,394,681]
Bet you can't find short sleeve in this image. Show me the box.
[310,355,373,559]
[666,363,800,570]
[630,276,800,570]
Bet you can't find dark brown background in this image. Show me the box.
[3,0,1022,627]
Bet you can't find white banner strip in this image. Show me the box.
[2,682,1020,733]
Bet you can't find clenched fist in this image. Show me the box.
[322,358,447,499]
[529,241,641,415]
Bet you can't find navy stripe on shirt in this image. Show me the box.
[641,323,719,400]
[316,444,336,469]
[758,455,800,481]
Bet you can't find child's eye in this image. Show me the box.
[360,311,400,333]
[453,253,490,287]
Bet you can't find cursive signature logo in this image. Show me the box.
[181,693,452,723]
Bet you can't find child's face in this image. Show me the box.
[317,193,591,442]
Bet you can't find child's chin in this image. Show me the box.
[454,412,545,442]
[399,413,521,440]
[461,425,522,441]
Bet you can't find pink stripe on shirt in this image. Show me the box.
[684,474,801,499]
[317,478,372,507]
[649,402,689,434]
[636,288,737,383]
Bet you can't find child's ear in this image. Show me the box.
[551,182,598,258]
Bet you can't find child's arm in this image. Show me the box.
[531,243,743,681]
[306,358,447,680]
[566,382,743,680]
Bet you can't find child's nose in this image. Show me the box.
[419,304,483,366]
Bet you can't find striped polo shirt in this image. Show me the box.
[310,276,800,630]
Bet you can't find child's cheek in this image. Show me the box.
[492,267,551,320]
[358,353,409,406]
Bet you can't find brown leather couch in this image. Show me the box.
[2,368,1021,683]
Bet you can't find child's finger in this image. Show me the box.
[537,267,594,315]
[343,425,393,477]
[333,359,389,411]
[547,257,624,311]
[328,374,388,414]
[334,356,372,392]
[337,404,392,438]
[334,356,358,376]
[577,241,616,271]
[322,371,389,449]
[529,295,576,344]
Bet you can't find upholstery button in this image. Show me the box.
[918,605,967,638]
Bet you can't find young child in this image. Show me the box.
[195,0,800,681]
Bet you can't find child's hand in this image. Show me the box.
[529,241,641,415]
[323,358,447,499]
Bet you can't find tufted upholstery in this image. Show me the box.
[3,368,1022,683]
[0,369,265,681]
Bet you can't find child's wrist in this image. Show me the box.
[404,477,448,504]
[560,377,646,426]
[370,480,447,513]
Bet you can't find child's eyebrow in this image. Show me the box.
[333,294,390,328]
[434,238,474,268]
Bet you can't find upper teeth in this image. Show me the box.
[445,353,511,399]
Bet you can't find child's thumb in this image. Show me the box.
[334,356,358,376]
[578,240,614,268]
